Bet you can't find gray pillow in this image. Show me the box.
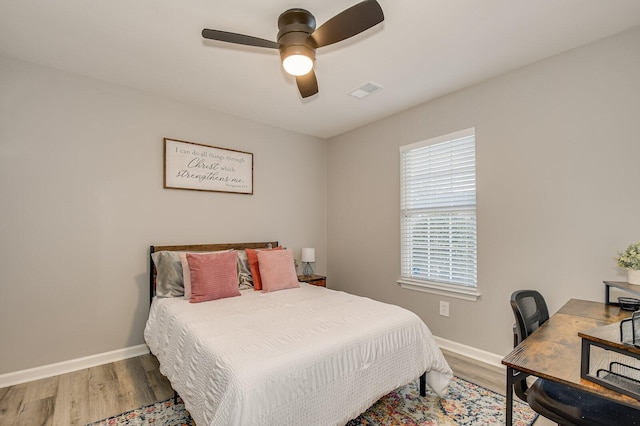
[237,250,254,290]
[151,251,184,297]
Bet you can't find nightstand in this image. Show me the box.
[298,274,326,287]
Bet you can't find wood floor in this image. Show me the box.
[0,350,552,425]
[0,354,174,426]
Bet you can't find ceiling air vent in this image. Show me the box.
[349,81,383,99]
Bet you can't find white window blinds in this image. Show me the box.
[400,128,477,289]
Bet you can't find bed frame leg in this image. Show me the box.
[420,372,426,397]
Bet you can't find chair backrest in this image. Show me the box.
[510,290,550,346]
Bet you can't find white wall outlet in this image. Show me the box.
[439,301,450,317]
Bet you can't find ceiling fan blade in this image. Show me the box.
[296,71,319,98]
[311,0,384,48]
[202,29,279,49]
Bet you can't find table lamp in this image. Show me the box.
[301,248,315,277]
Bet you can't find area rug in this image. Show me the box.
[86,377,537,426]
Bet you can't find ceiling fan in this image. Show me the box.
[202,0,384,98]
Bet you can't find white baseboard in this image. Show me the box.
[0,344,150,388]
[433,335,506,373]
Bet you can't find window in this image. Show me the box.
[398,128,480,301]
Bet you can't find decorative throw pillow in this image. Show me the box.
[257,249,300,292]
[187,251,240,303]
[179,249,233,299]
[151,251,184,298]
[246,246,282,290]
[237,250,253,290]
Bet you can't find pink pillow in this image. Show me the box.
[187,251,240,303]
[179,249,232,299]
[257,249,300,292]
[246,246,282,290]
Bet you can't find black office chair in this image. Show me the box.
[510,291,546,399]
[510,290,640,426]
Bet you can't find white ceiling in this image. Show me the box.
[2,1,640,139]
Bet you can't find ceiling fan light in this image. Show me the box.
[282,54,314,76]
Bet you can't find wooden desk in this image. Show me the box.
[502,299,639,425]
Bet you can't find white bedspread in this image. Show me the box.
[144,284,452,426]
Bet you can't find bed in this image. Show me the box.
[144,241,453,426]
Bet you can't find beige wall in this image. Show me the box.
[0,56,327,374]
[327,27,640,358]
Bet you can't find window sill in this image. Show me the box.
[396,278,481,302]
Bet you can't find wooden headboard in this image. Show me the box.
[149,241,278,301]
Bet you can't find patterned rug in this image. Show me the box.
[87,377,537,426]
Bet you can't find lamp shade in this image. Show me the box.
[301,248,315,263]
[280,44,315,76]
[282,54,313,76]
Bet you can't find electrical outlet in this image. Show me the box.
[439,301,450,317]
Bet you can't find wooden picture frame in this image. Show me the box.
[164,138,253,194]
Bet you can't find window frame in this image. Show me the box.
[397,128,481,302]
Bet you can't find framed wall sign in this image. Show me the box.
[164,138,253,194]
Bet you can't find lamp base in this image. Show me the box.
[303,262,313,277]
